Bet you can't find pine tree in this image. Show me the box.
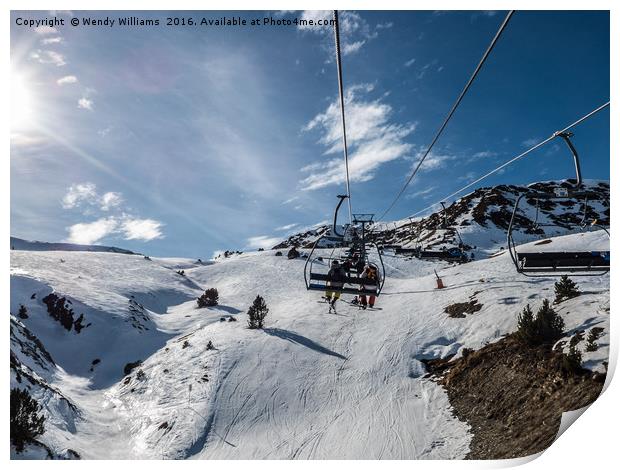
[197,288,219,308]
[516,299,566,345]
[516,304,537,344]
[247,295,269,329]
[287,246,300,259]
[535,299,565,342]
[42,294,75,331]
[10,388,45,452]
[18,305,28,319]
[554,275,580,303]
[585,327,604,352]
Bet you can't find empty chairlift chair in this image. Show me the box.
[506,132,610,276]
[400,202,467,262]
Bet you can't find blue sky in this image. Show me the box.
[10,10,610,258]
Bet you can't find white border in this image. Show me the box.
[3,1,617,468]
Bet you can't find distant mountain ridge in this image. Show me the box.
[273,180,610,257]
[10,237,137,255]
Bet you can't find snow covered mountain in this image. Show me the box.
[274,180,610,258]
[10,227,609,459]
[10,237,137,255]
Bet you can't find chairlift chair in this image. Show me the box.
[400,202,467,262]
[304,196,386,296]
[506,132,610,276]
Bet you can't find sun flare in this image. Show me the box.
[10,68,35,130]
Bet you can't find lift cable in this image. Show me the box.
[333,10,353,225]
[409,101,611,218]
[377,10,515,222]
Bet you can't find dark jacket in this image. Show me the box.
[327,265,347,288]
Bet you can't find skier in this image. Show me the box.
[358,264,380,309]
[351,253,364,275]
[325,260,347,313]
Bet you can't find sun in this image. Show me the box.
[10,68,35,130]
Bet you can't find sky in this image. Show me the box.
[10,10,610,258]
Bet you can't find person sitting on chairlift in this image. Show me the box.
[325,260,347,308]
[358,264,380,309]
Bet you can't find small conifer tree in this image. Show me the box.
[197,288,219,308]
[18,305,28,319]
[516,299,565,345]
[535,299,565,343]
[10,388,45,452]
[585,328,604,352]
[247,295,269,329]
[516,304,537,344]
[554,275,580,303]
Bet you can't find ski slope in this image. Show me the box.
[10,230,610,459]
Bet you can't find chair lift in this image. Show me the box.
[506,131,610,276]
[394,220,421,256]
[401,202,467,262]
[379,221,402,251]
[304,197,386,296]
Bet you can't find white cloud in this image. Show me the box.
[121,218,164,241]
[298,10,378,56]
[469,150,497,161]
[62,183,164,243]
[343,40,365,55]
[78,97,93,110]
[417,61,439,79]
[66,216,163,244]
[34,26,57,35]
[67,217,118,244]
[407,186,436,199]
[42,36,63,45]
[63,184,124,212]
[30,49,66,66]
[376,22,393,29]
[282,196,299,205]
[57,75,78,85]
[100,192,122,211]
[411,150,455,172]
[404,58,416,67]
[98,126,112,137]
[276,223,298,231]
[300,83,415,190]
[62,182,98,209]
[522,137,539,147]
[458,171,477,182]
[246,235,282,250]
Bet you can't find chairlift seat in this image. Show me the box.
[418,249,464,260]
[394,247,419,255]
[516,251,610,271]
[309,272,378,286]
[308,284,378,295]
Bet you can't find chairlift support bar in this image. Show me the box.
[332,194,349,238]
[554,131,582,188]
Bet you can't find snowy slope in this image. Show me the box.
[10,230,609,459]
